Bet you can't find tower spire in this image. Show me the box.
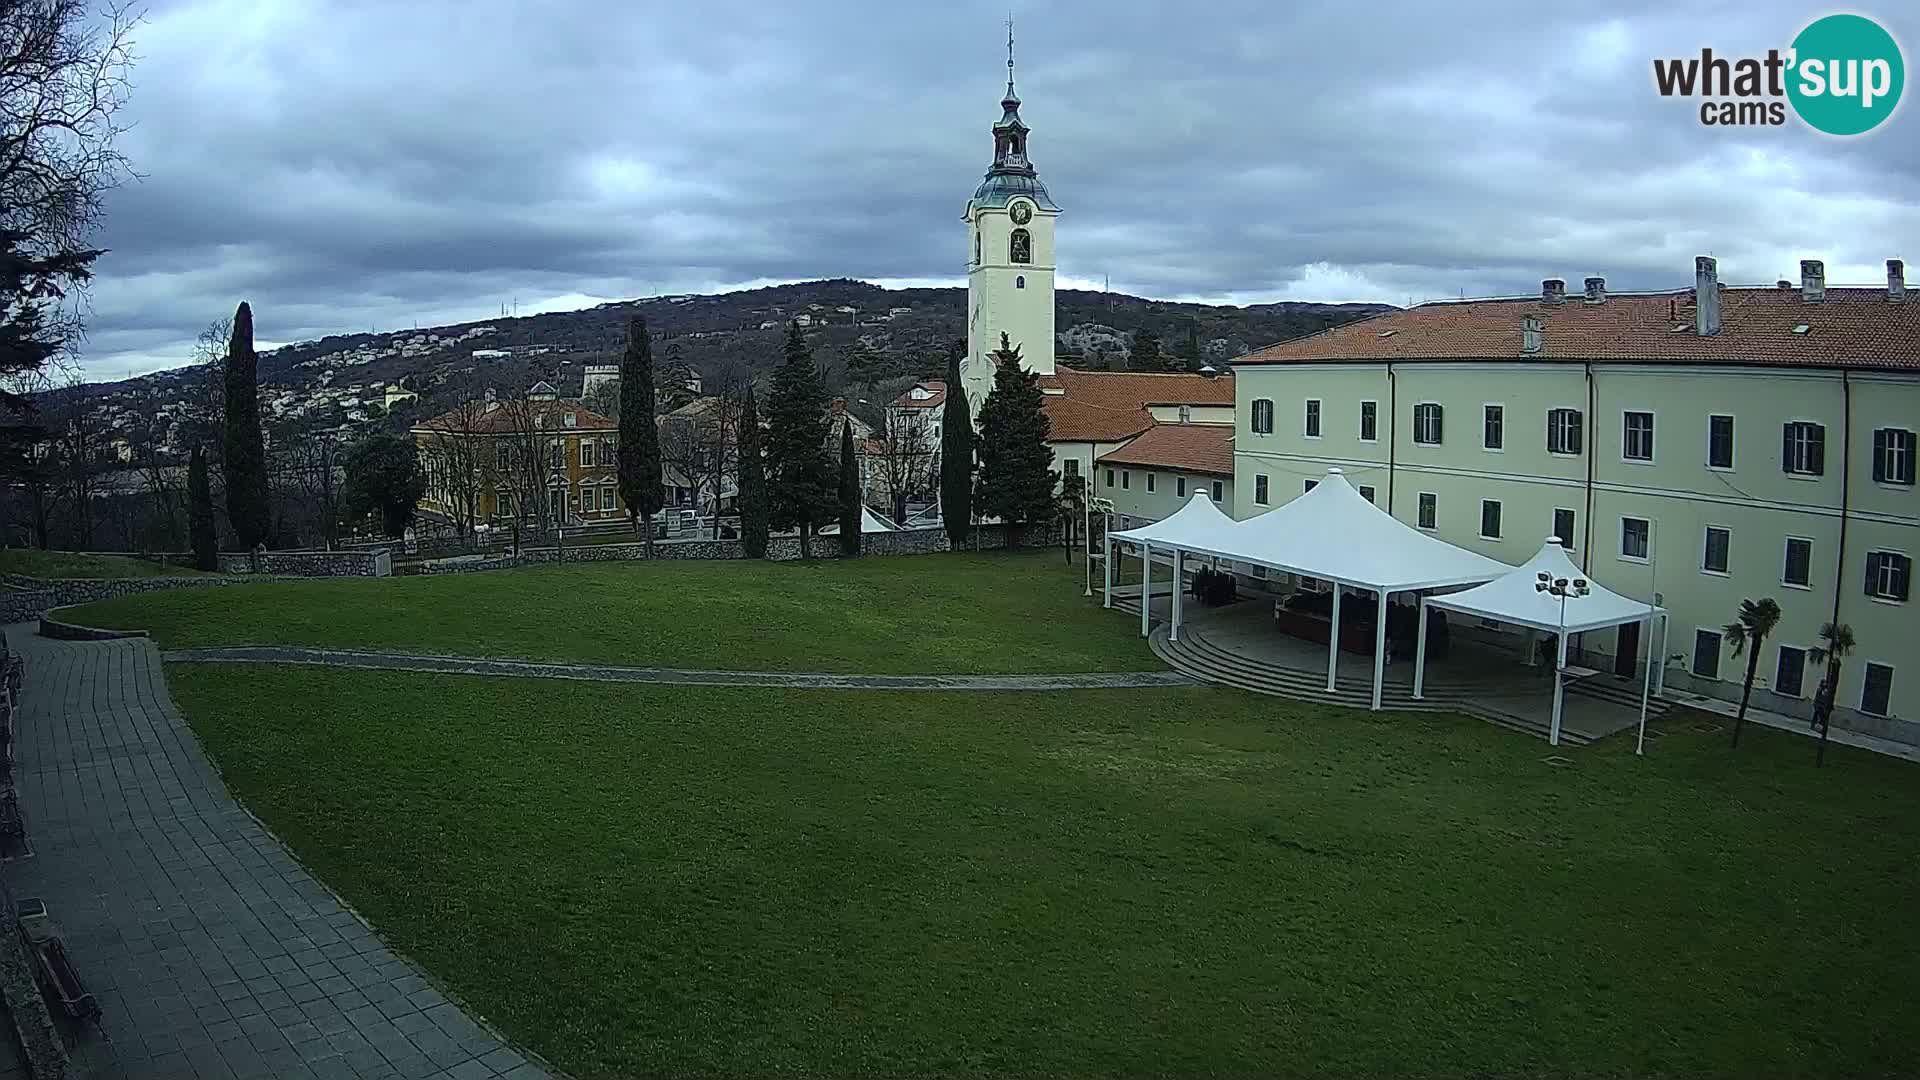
[1006,14,1016,99]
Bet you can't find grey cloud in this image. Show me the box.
[76,0,1920,379]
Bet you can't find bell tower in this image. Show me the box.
[963,23,1058,409]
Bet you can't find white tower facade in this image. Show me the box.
[962,43,1058,410]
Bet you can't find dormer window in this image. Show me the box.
[1010,228,1031,264]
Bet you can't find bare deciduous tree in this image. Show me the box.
[869,408,935,525]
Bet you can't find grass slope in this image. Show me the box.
[0,549,206,579]
[63,552,1149,674]
[170,664,1920,1079]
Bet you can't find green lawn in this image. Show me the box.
[0,548,206,579]
[169,664,1920,1078]
[65,552,1151,674]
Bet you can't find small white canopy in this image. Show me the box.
[819,505,901,534]
[1109,489,1239,549]
[1425,537,1663,633]
[1227,469,1506,590]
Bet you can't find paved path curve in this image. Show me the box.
[2,629,553,1080]
[162,646,1197,691]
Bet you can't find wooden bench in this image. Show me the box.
[17,904,99,1021]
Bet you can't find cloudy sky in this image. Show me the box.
[79,0,1919,380]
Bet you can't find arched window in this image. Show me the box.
[1010,228,1031,264]
[973,230,981,265]
[1016,276,1025,289]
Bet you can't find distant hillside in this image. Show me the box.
[71,279,1391,456]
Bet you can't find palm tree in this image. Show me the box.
[1724,597,1782,749]
[1808,621,1856,768]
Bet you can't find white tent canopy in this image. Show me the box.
[1103,471,1508,710]
[820,505,901,535]
[1416,536,1669,748]
[1425,538,1663,633]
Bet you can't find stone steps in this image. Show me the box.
[1149,623,1590,746]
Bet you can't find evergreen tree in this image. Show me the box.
[974,333,1057,548]
[843,340,882,395]
[837,420,861,557]
[1182,317,1202,365]
[737,383,770,558]
[1129,327,1165,372]
[187,445,217,571]
[939,340,973,548]
[221,302,271,548]
[344,434,427,538]
[617,317,664,555]
[764,321,836,558]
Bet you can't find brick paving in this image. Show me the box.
[1,629,552,1080]
[160,645,1197,691]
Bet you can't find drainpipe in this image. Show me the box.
[1581,361,1595,573]
[1386,362,1397,514]
[1831,371,1852,629]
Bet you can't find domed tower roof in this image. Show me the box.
[967,26,1058,214]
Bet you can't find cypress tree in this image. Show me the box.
[617,316,664,555]
[187,445,217,571]
[764,322,835,559]
[737,384,769,558]
[1129,327,1164,372]
[221,302,271,548]
[939,340,973,548]
[974,333,1057,549]
[837,420,861,557]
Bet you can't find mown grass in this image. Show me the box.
[66,551,1150,673]
[0,548,207,579]
[169,664,1920,1079]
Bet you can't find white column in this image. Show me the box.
[1635,614,1654,757]
[1413,598,1430,700]
[1326,585,1342,691]
[1549,629,1569,747]
[1652,613,1668,696]
[1170,548,1185,643]
[1102,532,1114,609]
[1370,588,1389,711]
[1139,543,1152,638]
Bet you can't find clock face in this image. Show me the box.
[1009,201,1033,225]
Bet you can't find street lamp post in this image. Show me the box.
[1535,570,1591,747]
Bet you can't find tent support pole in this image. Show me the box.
[1653,613,1668,696]
[1550,630,1568,747]
[1326,585,1341,691]
[1102,533,1113,609]
[1170,548,1184,643]
[1139,543,1152,637]
[1635,613,1653,757]
[1413,598,1429,700]
[1370,588,1388,711]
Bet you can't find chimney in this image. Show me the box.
[1541,278,1566,305]
[1521,315,1544,354]
[1800,258,1825,302]
[1889,258,1907,301]
[1583,276,1606,304]
[1694,256,1721,336]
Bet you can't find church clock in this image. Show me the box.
[1009,201,1033,225]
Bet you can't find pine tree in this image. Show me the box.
[221,302,271,548]
[939,340,973,548]
[837,420,861,557]
[344,434,427,538]
[764,322,835,558]
[974,333,1057,548]
[617,317,664,555]
[187,445,217,571]
[1129,327,1165,372]
[737,384,769,558]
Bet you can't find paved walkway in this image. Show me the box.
[160,646,1196,691]
[1,629,552,1080]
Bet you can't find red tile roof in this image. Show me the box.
[413,399,617,435]
[890,381,948,410]
[1096,423,1235,475]
[1237,286,1919,371]
[1038,365,1236,442]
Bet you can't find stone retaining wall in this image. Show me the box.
[0,574,312,619]
[212,549,390,577]
[1,586,56,625]
[407,523,1064,575]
